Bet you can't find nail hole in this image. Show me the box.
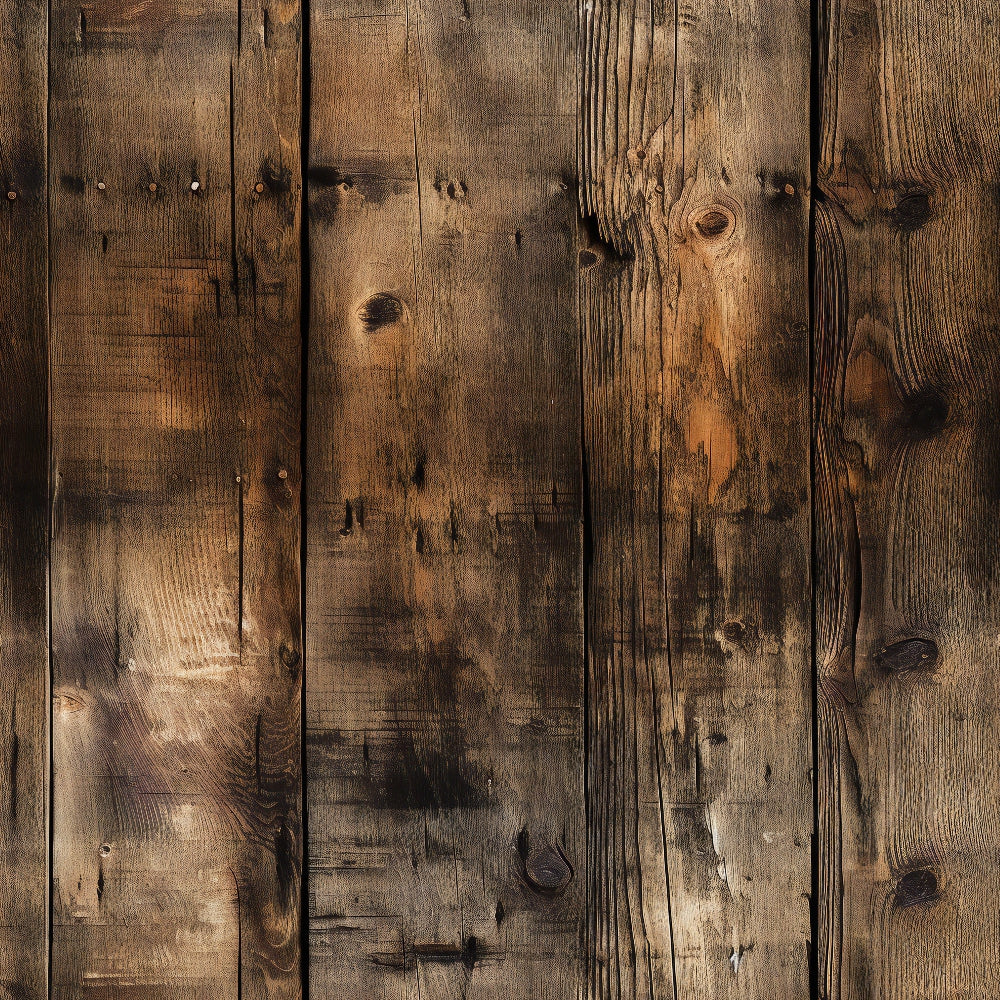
[99,843,111,857]
[579,249,598,267]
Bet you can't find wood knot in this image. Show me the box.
[890,189,932,232]
[359,293,404,332]
[279,642,301,676]
[875,637,938,675]
[525,845,573,893]
[895,868,939,907]
[690,204,737,242]
[904,388,948,438]
[722,620,747,644]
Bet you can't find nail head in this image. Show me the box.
[6,191,16,201]
[254,182,265,194]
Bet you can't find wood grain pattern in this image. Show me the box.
[816,1,1000,996]
[48,1,301,995]
[0,0,995,995]
[580,1,813,996]
[305,1,582,997]
[0,0,49,994]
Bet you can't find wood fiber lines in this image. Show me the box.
[0,0,992,997]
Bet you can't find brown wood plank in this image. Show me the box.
[580,1,813,996]
[305,1,582,997]
[816,1,1000,995]
[0,0,49,993]
[48,2,301,995]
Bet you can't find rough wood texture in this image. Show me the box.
[580,1,813,996]
[48,2,301,996]
[816,1,1000,996]
[0,0,48,994]
[305,1,582,997]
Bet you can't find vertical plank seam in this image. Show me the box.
[575,0,588,994]
[45,0,53,990]
[299,0,311,992]
[809,0,821,995]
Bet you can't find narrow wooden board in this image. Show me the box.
[0,0,49,993]
[306,1,583,997]
[48,2,301,996]
[816,1,1000,995]
[580,1,813,996]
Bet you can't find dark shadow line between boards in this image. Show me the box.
[299,0,312,994]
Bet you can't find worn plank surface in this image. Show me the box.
[580,0,813,996]
[0,0,49,994]
[305,1,582,997]
[816,1,1000,996]
[48,1,301,996]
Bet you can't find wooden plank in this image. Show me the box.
[305,1,582,997]
[580,1,813,996]
[816,1,1000,995]
[0,0,49,994]
[48,1,301,996]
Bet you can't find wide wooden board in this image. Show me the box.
[816,0,1000,995]
[48,1,301,995]
[580,0,814,996]
[306,1,583,997]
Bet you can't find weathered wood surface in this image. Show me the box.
[816,1,1000,996]
[0,0,49,995]
[305,0,582,997]
[48,1,301,996]
[0,0,996,994]
[580,1,813,997]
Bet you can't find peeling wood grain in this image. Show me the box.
[306,0,583,997]
[580,0,813,996]
[48,0,301,995]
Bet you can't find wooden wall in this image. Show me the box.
[0,0,991,996]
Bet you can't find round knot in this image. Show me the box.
[525,845,573,892]
[689,203,737,242]
[895,868,939,907]
[358,293,404,332]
